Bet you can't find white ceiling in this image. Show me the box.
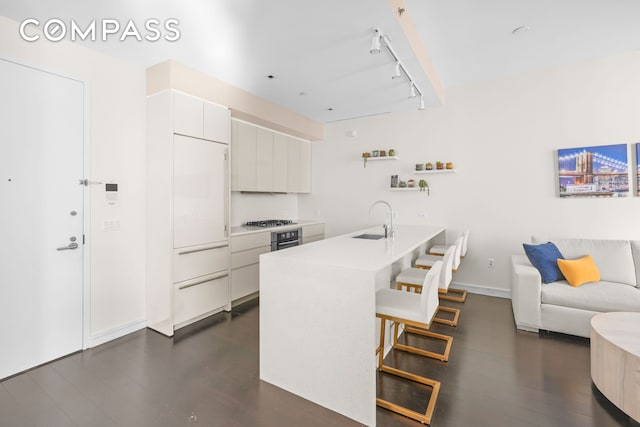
[2,0,640,123]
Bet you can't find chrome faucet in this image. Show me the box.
[369,200,394,239]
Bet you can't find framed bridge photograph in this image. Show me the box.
[558,143,629,198]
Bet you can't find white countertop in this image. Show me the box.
[260,224,445,271]
[230,219,324,236]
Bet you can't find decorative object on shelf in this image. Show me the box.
[425,162,433,170]
[446,162,454,169]
[407,179,415,188]
[388,149,395,156]
[436,161,444,170]
[380,150,386,157]
[399,181,407,188]
[415,163,424,171]
[391,175,398,188]
[419,179,430,194]
[362,152,371,167]
[372,150,379,157]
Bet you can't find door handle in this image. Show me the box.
[57,242,79,251]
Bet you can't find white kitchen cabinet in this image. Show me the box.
[256,127,274,192]
[231,119,310,193]
[302,223,324,244]
[300,140,312,193]
[173,92,203,138]
[173,134,228,248]
[204,102,231,143]
[230,231,271,304]
[147,90,231,337]
[173,91,230,143]
[231,120,257,191]
[273,133,288,192]
[287,137,301,193]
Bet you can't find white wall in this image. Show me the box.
[0,17,147,340]
[299,51,640,293]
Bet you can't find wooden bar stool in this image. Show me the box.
[396,245,460,327]
[376,261,449,425]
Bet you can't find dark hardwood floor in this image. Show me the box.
[1,294,637,426]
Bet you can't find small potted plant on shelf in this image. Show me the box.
[407,179,415,188]
[425,162,433,170]
[436,161,444,170]
[388,149,395,156]
[418,179,430,194]
[446,162,454,170]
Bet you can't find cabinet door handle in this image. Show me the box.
[178,243,228,255]
[178,272,229,290]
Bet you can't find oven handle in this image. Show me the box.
[276,240,301,250]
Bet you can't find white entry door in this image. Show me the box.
[0,59,85,379]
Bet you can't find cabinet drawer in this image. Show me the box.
[302,223,324,238]
[173,243,228,283]
[231,246,271,269]
[303,234,324,245]
[231,264,259,301]
[173,273,229,326]
[231,232,271,252]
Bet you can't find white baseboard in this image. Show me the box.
[87,319,147,349]
[451,281,511,299]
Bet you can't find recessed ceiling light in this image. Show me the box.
[511,26,531,35]
[327,108,334,111]
[299,92,308,96]
[266,74,276,79]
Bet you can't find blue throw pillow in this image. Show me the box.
[523,242,565,284]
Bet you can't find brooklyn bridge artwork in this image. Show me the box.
[558,144,629,197]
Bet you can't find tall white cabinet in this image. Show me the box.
[147,90,231,336]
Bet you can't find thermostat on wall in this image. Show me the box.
[106,183,118,206]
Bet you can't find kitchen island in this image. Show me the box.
[259,224,446,426]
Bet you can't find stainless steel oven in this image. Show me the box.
[271,228,302,251]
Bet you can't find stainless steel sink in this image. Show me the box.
[352,233,385,240]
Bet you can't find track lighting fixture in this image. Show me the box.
[370,27,425,110]
[392,61,401,79]
[370,28,381,54]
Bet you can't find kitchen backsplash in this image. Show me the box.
[230,192,299,225]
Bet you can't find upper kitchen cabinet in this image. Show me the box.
[231,120,257,191]
[231,119,311,193]
[173,91,230,143]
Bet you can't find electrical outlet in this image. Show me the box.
[488,258,495,268]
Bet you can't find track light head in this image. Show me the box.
[418,96,425,110]
[370,28,381,54]
[392,61,401,79]
[409,83,417,99]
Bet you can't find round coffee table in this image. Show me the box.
[591,312,640,423]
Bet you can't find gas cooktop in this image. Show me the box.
[244,219,297,228]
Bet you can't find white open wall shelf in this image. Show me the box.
[413,169,456,174]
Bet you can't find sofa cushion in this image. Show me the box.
[557,255,600,287]
[522,242,565,284]
[541,280,640,313]
[534,238,636,287]
[632,240,640,288]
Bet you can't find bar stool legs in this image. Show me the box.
[376,316,441,425]
[398,281,461,328]
[440,288,468,303]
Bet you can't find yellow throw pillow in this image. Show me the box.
[557,255,600,287]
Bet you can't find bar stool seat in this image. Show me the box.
[430,229,470,258]
[376,261,447,425]
[417,235,463,272]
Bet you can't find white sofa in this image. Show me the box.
[510,238,640,338]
